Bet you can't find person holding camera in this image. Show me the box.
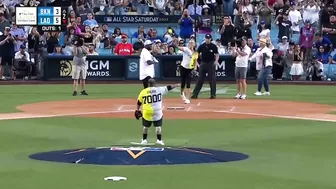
[231,37,251,99]
[0,26,15,80]
[249,38,273,96]
[191,34,219,99]
[72,37,89,96]
[139,40,159,88]
[14,45,31,80]
[307,55,324,81]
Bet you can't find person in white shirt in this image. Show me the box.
[288,3,302,36]
[14,45,31,79]
[139,40,159,88]
[175,39,197,104]
[231,37,251,99]
[249,38,273,96]
[215,39,226,54]
[188,0,202,15]
[302,0,320,28]
[277,36,289,54]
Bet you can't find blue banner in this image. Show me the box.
[126,58,161,79]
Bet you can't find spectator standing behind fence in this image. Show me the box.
[153,0,168,15]
[0,26,15,80]
[178,9,194,40]
[218,16,235,47]
[290,44,303,80]
[114,34,133,55]
[113,0,127,15]
[300,20,315,67]
[249,38,273,96]
[275,13,291,42]
[0,11,9,33]
[256,0,273,30]
[27,27,40,76]
[322,15,336,48]
[10,22,26,54]
[288,2,301,40]
[302,0,320,29]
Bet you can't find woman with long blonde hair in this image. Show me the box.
[175,40,197,104]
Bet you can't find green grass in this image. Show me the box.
[0,84,336,188]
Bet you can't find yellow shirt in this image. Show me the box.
[190,52,198,69]
[137,86,169,121]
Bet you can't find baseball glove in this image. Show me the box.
[134,110,143,120]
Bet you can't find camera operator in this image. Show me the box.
[72,37,89,96]
[307,55,324,81]
[0,26,15,80]
[14,45,31,80]
[231,37,251,99]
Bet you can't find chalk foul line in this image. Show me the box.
[0,110,134,121]
[214,110,336,123]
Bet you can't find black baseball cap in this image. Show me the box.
[20,45,26,49]
[205,34,212,39]
[312,55,317,59]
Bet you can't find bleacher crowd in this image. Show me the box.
[0,0,335,80]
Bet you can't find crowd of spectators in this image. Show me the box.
[0,0,336,80]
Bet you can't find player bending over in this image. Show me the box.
[134,78,180,145]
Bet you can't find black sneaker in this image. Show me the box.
[210,96,216,99]
[72,91,77,96]
[81,90,88,95]
[191,95,198,99]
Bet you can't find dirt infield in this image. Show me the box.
[3,98,333,122]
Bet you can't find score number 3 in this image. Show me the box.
[142,94,162,104]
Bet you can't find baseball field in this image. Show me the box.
[1,83,336,189]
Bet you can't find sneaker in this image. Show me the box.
[180,92,186,100]
[234,94,241,99]
[184,99,190,104]
[81,90,88,95]
[239,94,247,99]
[254,91,262,96]
[72,91,77,96]
[262,92,270,96]
[156,140,165,145]
[210,96,216,99]
[141,139,147,145]
[191,95,198,99]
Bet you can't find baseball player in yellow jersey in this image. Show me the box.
[135,78,180,145]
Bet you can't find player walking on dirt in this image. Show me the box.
[134,79,180,145]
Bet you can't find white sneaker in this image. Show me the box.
[262,92,271,96]
[184,99,190,104]
[141,139,147,145]
[156,140,165,145]
[180,92,186,101]
[254,91,262,96]
[239,94,247,99]
[234,94,241,99]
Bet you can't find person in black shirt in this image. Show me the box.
[275,13,291,42]
[0,26,15,80]
[218,16,235,47]
[320,5,336,28]
[191,34,219,99]
[322,15,336,47]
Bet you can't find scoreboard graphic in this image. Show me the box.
[16,6,68,32]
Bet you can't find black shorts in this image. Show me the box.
[1,56,13,66]
[142,117,163,127]
[141,76,152,88]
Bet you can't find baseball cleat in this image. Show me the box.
[72,91,77,96]
[262,92,270,95]
[141,139,148,145]
[254,91,262,96]
[234,94,241,99]
[240,94,247,99]
[180,92,187,100]
[184,99,190,104]
[156,140,165,145]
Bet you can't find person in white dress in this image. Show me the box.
[289,44,304,80]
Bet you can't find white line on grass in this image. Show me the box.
[0,110,134,121]
[214,110,336,123]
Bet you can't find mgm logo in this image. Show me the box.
[60,60,73,77]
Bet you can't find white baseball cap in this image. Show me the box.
[144,40,153,46]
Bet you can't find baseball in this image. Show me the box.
[327,78,331,81]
